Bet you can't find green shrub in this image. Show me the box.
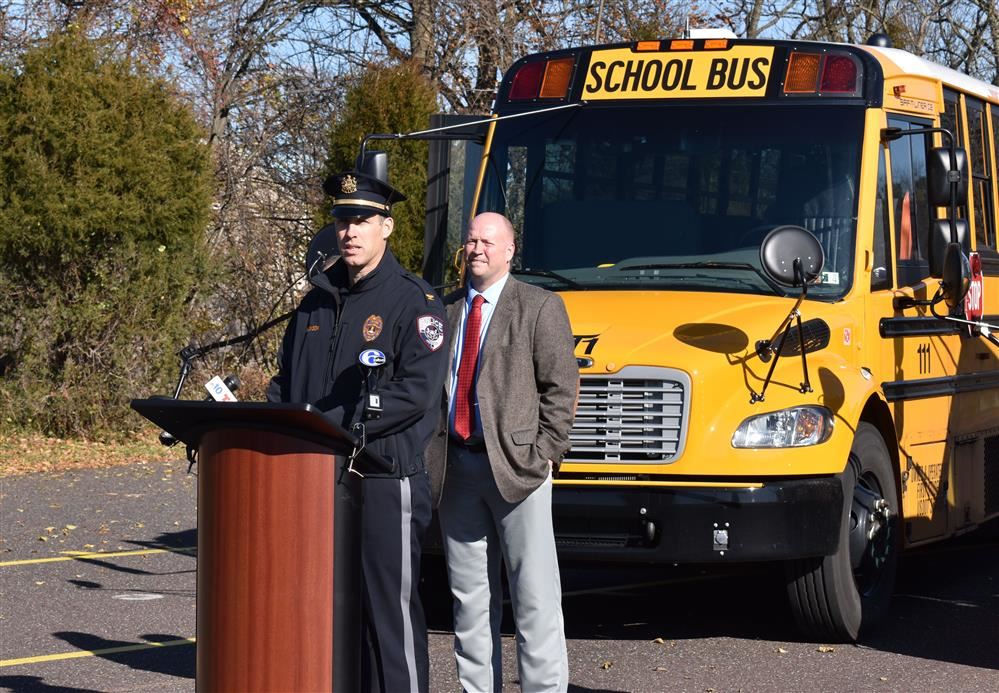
[0,30,212,439]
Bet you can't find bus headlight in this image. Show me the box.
[731,406,833,448]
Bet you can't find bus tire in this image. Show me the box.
[784,423,899,642]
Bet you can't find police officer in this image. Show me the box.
[267,167,448,693]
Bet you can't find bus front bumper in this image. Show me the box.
[551,476,844,563]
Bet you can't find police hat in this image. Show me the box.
[324,170,407,219]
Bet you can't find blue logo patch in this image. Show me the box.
[358,349,386,367]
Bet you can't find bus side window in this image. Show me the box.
[888,117,932,286]
[990,103,999,265]
[871,145,892,291]
[967,97,997,262]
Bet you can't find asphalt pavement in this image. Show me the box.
[1,462,997,692]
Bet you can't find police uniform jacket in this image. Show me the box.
[267,249,448,475]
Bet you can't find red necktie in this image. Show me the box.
[454,294,485,440]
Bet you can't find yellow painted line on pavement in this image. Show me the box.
[0,546,195,567]
[0,637,196,667]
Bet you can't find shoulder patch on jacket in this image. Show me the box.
[416,314,445,351]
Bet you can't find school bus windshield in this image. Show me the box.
[478,104,864,298]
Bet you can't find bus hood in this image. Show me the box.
[562,290,819,368]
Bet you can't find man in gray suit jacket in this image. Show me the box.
[425,212,578,692]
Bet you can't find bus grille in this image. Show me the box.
[567,366,690,463]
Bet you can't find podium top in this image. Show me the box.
[131,399,359,456]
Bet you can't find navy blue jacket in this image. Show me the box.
[267,250,448,474]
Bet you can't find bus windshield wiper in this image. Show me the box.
[618,262,786,296]
[512,268,586,290]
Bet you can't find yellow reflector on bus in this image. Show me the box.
[670,40,694,50]
[540,57,574,98]
[784,52,820,92]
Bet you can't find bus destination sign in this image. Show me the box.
[583,46,775,100]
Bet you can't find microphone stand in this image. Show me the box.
[159,312,293,461]
[166,310,294,400]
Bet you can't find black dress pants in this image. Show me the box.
[359,470,432,693]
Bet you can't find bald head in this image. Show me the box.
[470,212,514,244]
[464,212,516,291]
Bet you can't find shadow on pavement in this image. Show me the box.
[129,527,197,552]
[0,676,103,693]
[50,632,195,680]
[864,524,999,671]
[64,554,195,577]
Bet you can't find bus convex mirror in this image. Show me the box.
[759,225,825,287]
[356,149,389,183]
[928,217,968,278]
[940,242,971,310]
[927,146,968,206]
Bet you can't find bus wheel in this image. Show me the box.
[784,423,899,642]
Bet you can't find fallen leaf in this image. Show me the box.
[44,526,55,533]
[64,524,77,530]
[776,647,788,654]
[652,637,665,644]
[600,661,613,670]
[38,536,48,542]
[817,646,835,653]
[879,677,888,682]
[654,666,668,672]
[35,581,45,586]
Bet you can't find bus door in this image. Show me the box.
[873,115,961,544]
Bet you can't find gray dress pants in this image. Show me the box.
[438,445,569,692]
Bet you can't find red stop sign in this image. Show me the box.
[965,252,984,321]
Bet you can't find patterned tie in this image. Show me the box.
[453,294,485,440]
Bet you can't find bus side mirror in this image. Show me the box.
[927,146,968,206]
[356,149,390,183]
[940,242,971,310]
[759,225,824,287]
[928,218,968,278]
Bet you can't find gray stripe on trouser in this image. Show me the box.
[399,476,418,691]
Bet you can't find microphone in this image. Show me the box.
[307,249,328,278]
[204,374,240,402]
[159,375,240,447]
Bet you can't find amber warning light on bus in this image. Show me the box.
[783,51,861,95]
[509,56,575,100]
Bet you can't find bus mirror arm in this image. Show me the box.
[750,261,813,404]
[934,312,999,349]
[894,242,969,314]
[357,102,585,166]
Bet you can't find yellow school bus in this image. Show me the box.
[423,33,999,642]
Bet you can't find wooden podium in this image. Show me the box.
[131,400,363,692]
